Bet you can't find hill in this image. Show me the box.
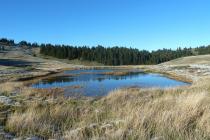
[161,54,210,65]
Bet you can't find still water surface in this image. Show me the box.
[32,69,190,96]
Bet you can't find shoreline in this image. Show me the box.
[16,65,193,97]
[0,61,209,139]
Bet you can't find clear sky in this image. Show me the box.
[0,0,210,50]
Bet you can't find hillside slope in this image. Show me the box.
[161,54,210,65]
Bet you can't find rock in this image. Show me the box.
[14,102,21,106]
[151,136,164,140]
[89,123,98,129]
[4,133,14,139]
[0,96,12,105]
[101,123,113,131]
[14,136,44,140]
[0,131,14,140]
[25,136,42,140]
[13,138,22,140]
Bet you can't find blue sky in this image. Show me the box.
[0,0,210,50]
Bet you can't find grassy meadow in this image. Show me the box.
[1,76,210,140]
[1,47,210,139]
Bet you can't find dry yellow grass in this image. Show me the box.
[0,82,23,93]
[161,55,210,65]
[2,50,210,139]
[4,76,210,139]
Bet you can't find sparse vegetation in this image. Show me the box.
[2,77,210,139]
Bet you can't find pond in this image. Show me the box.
[31,69,190,97]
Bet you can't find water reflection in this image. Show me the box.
[32,69,190,97]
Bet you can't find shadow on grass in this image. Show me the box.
[0,59,37,67]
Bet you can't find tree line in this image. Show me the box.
[1,38,210,65]
[0,38,39,47]
[40,45,193,65]
[194,45,210,55]
[0,38,15,46]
